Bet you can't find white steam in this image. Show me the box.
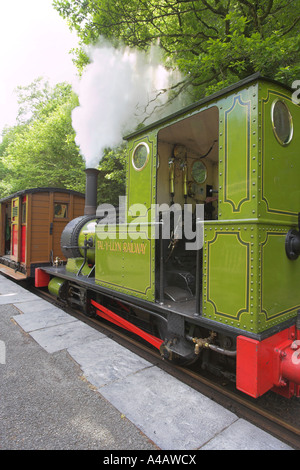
[72,41,182,168]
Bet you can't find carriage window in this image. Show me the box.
[271,99,293,145]
[54,203,68,218]
[132,143,149,171]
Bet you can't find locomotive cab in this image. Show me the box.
[94,103,220,309]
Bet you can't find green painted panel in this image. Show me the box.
[224,94,251,212]
[204,226,251,328]
[259,227,300,330]
[219,84,258,221]
[260,85,300,222]
[204,221,300,335]
[95,223,155,301]
[127,133,157,220]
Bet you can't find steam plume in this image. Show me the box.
[72,40,183,168]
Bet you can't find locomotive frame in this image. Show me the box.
[11,72,300,399]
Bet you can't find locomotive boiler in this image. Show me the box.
[34,72,300,399]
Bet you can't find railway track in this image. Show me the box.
[24,283,300,450]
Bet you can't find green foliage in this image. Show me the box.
[2,1,298,205]
[0,80,86,198]
[97,145,127,206]
[53,0,300,99]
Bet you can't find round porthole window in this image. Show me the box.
[271,99,293,146]
[132,143,150,171]
[191,160,207,184]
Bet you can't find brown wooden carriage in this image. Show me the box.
[0,188,85,280]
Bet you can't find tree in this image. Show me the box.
[15,77,53,125]
[0,80,86,197]
[53,0,300,99]
[97,145,127,206]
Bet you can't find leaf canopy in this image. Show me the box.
[53,0,300,98]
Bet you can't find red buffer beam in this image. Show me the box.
[91,299,164,350]
[237,325,300,398]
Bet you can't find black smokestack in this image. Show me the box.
[84,168,99,216]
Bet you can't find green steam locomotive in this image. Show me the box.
[33,72,300,398]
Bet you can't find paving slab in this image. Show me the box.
[28,321,103,353]
[68,337,152,388]
[0,277,22,292]
[13,305,75,332]
[0,277,30,293]
[100,366,238,450]
[0,287,37,304]
[201,418,292,450]
[14,298,62,313]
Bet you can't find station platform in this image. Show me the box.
[0,274,293,451]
